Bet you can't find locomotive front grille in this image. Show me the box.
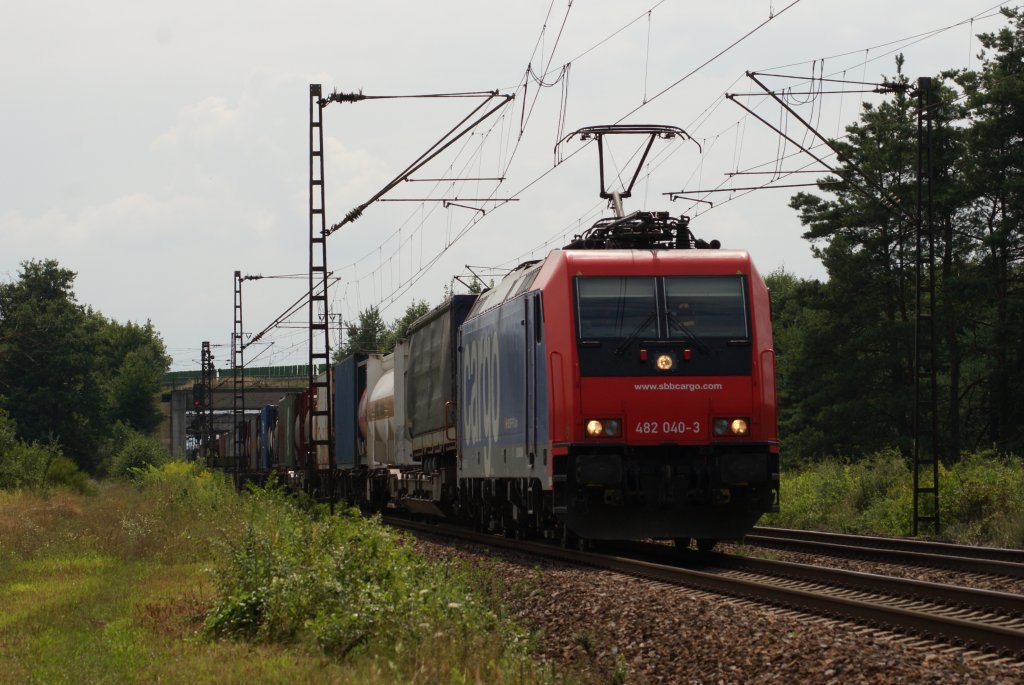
[564,444,776,506]
[556,444,778,540]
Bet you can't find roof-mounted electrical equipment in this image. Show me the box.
[563,212,720,251]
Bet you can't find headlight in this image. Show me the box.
[585,418,622,438]
[713,417,750,437]
[656,353,674,371]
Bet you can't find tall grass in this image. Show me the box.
[764,449,1024,547]
[198,477,540,680]
[0,462,233,567]
[0,463,559,683]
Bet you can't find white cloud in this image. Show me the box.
[153,96,243,149]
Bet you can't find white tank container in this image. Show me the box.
[366,369,395,464]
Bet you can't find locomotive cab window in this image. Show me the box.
[665,276,749,340]
[575,274,752,381]
[576,277,658,339]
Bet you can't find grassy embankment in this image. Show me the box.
[763,450,1024,546]
[0,463,559,684]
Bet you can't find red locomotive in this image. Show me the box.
[453,211,779,548]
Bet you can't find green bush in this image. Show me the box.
[764,449,1024,546]
[767,458,848,530]
[941,452,1024,547]
[45,456,93,494]
[107,427,171,478]
[0,409,63,490]
[135,460,235,513]
[204,484,528,663]
[764,450,913,536]
[844,450,914,536]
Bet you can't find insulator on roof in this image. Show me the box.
[562,212,719,251]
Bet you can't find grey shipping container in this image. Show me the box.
[406,294,477,439]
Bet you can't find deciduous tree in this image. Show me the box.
[0,260,170,472]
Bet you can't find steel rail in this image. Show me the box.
[386,518,1024,658]
[746,527,1024,577]
[751,527,1024,562]
[619,542,1024,618]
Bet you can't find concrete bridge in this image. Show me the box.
[160,371,313,457]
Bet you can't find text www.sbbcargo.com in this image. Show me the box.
[633,382,724,391]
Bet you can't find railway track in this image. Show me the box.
[744,526,1024,578]
[386,518,1024,659]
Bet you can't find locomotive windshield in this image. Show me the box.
[575,275,751,376]
[576,277,658,339]
[665,276,748,339]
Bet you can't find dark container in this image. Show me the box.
[406,295,477,439]
[334,355,363,468]
[276,393,296,468]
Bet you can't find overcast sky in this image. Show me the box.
[1,1,1011,371]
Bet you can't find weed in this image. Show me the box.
[44,456,94,494]
[609,654,628,685]
[572,631,594,655]
[203,486,530,666]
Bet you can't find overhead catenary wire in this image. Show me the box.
[229,2,1005,371]
[444,8,991,302]
[756,2,1009,74]
[682,89,970,220]
[508,0,670,89]
[729,70,971,226]
[244,275,342,351]
[332,128,488,274]
[501,4,1001,260]
[328,0,776,316]
[616,0,804,122]
[344,0,804,315]
[321,3,581,317]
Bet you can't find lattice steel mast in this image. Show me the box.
[913,76,940,536]
[232,271,245,481]
[308,84,335,510]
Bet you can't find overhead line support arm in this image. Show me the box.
[741,72,916,223]
[325,93,514,237]
[726,93,881,210]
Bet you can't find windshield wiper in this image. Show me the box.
[613,311,657,356]
[666,311,710,354]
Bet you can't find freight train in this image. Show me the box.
[222,211,779,549]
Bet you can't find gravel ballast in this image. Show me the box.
[414,536,1024,684]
